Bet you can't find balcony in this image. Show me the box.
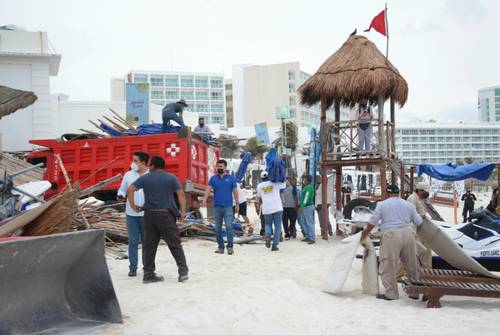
[322,120,396,164]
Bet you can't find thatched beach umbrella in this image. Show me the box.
[299,35,408,109]
[0,85,38,119]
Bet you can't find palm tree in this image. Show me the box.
[218,134,241,159]
[244,137,268,161]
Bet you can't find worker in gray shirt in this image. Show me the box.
[361,184,422,301]
[280,177,299,239]
[193,117,211,134]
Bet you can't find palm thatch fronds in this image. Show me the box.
[0,85,37,118]
[299,35,408,110]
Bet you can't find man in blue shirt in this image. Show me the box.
[202,159,239,255]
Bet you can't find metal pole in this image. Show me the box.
[9,163,44,178]
[385,3,389,58]
[321,98,329,240]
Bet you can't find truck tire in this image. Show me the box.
[343,198,376,220]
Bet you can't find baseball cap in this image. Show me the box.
[416,182,430,192]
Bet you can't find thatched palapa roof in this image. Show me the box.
[299,35,408,109]
[0,85,38,119]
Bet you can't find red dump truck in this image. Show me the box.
[25,131,220,210]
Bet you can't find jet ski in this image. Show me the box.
[339,199,500,271]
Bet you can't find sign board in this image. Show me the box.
[275,106,291,120]
[254,122,270,145]
[126,83,150,126]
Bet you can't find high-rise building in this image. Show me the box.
[231,62,348,128]
[0,26,61,151]
[225,79,233,128]
[396,121,500,164]
[123,70,226,126]
[478,86,500,122]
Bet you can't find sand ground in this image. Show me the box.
[95,194,500,335]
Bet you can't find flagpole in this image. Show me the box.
[385,2,389,58]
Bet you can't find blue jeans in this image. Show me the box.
[300,205,315,241]
[214,206,234,249]
[264,211,283,247]
[162,111,184,130]
[126,215,144,271]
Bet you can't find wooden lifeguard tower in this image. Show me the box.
[299,35,409,240]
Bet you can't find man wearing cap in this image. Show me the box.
[406,182,433,270]
[362,184,423,300]
[256,171,287,251]
[162,99,188,131]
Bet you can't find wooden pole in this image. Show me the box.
[385,3,389,58]
[334,100,342,237]
[320,98,329,240]
[378,96,387,199]
[390,98,395,157]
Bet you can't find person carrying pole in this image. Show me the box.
[362,184,422,300]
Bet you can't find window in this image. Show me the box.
[195,77,208,88]
[180,91,194,100]
[288,70,295,80]
[150,75,164,87]
[196,104,209,112]
[196,91,209,100]
[211,103,224,113]
[210,77,223,88]
[134,74,148,83]
[495,88,500,96]
[211,91,223,100]
[289,83,295,93]
[165,76,178,87]
[166,90,178,100]
[289,108,296,118]
[151,89,164,99]
[289,95,296,106]
[212,115,225,124]
[181,76,194,88]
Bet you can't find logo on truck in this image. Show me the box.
[166,143,181,157]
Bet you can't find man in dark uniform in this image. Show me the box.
[162,99,188,131]
[461,189,477,222]
[128,156,189,283]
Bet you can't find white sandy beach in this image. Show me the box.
[95,194,500,335]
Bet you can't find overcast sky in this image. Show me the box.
[2,0,499,122]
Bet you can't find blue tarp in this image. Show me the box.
[136,123,179,135]
[235,152,252,183]
[265,148,277,173]
[268,156,286,183]
[417,163,496,181]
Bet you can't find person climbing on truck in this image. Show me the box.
[162,99,188,131]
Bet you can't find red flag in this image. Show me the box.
[364,9,387,36]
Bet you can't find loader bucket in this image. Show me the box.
[0,229,122,334]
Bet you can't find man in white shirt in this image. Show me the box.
[256,171,286,251]
[233,182,249,225]
[117,151,149,277]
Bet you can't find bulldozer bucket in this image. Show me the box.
[0,229,122,334]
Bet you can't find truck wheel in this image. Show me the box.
[343,198,376,219]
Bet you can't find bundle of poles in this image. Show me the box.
[80,109,139,138]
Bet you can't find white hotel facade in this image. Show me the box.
[396,122,500,165]
[125,70,226,126]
